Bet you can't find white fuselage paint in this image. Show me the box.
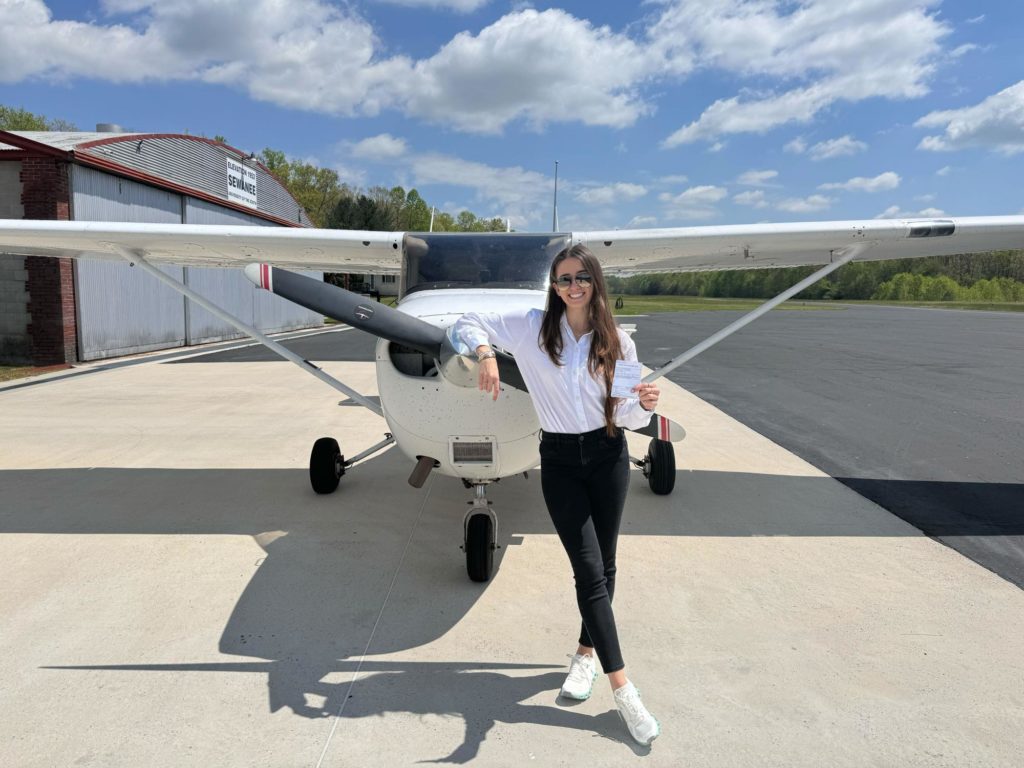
[376,288,548,481]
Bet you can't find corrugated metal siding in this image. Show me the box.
[183,197,323,342]
[73,166,186,360]
[81,137,308,225]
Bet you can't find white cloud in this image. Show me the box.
[374,0,490,11]
[776,195,832,213]
[875,205,946,219]
[936,165,952,176]
[659,185,727,220]
[350,133,408,160]
[808,135,868,160]
[916,80,1024,155]
[784,137,807,154]
[733,190,767,208]
[819,171,901,193]
[626,215,658,228]
[407,152,552,223]
[966,14,985,24]
[656,174,689,185]
[658,0,949,147]
[0,2,650,135]
[574,182,648,206]
[396,9,651,133]
[707,141,726,153]
[737,169,778,186]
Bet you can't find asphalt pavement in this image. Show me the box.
[627,304,1024,588]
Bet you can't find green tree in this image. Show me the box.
[0,104,77,131]
[259,148,350,227]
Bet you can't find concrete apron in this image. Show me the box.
[0,359,1021,768]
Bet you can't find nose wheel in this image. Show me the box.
[463,484,498,582]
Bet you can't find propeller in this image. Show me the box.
[244,264,528,392]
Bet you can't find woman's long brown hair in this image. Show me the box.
[539,244,623,436]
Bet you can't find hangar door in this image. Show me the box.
[73,166,186,360]
[72,168,323,360]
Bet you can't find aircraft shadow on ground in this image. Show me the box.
[3,450,1021,757]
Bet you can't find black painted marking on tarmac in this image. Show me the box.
[631,304,1024,589]
[172,324,376,363]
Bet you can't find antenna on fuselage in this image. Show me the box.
[552,160,559,232]
[429,206,435,232]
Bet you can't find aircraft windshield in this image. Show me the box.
[402,233,570,296]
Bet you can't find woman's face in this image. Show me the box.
[551,256,593,310]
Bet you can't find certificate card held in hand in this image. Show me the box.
[611,360,642,399]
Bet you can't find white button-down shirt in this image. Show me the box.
[453,308,652,434]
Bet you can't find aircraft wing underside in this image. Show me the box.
[574,215,1024,274]
[1,215,1023,273]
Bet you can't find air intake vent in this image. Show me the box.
[452,441,494,463]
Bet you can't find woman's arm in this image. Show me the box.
[452,309,535,402]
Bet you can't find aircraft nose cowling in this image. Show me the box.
[245,263,444,357]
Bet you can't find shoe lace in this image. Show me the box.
[617,687,645,722]
[566,654,593,684]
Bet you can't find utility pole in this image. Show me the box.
[552,160,559,232]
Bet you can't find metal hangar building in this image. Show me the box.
[0,127,322,366]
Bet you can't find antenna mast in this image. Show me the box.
[552,161,559,232]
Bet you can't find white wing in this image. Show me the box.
[0,220,404,273]
[572,215,1024,274]
[3,215,1023,275]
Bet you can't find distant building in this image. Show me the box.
[0,128,322,365]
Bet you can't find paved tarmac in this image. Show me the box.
[2,316,1023,767]
[626,305,1024,588]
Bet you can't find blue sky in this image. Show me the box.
[1,0,1022,231]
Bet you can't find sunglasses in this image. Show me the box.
[554,273,593,289]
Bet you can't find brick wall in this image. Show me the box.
[20,157,78,365]
[0,161,30,362]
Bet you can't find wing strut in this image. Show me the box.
[113,246,384,416]
[643,243,870,384]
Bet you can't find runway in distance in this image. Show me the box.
[2,214,1023,581]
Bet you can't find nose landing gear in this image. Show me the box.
[463,483,498,582]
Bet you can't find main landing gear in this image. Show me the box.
[463,483,498,582]
[308,433,395,495]
[636,437,676,495]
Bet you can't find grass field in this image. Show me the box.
[611,295,1024,314]
[0,364,71,383]
[611,295,837,314]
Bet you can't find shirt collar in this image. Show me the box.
[560,312,593,344]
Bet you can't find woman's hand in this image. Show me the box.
[478,357,500,401]
[475,345,501,401]
[633,381,660,411]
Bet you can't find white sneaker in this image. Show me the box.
[560,653,598,700]
[614,681,660,746]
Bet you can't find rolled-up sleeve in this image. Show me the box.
[453,309,534,355]
[613,331,655,431]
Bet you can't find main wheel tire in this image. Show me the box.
[646,438,676,495]
[310,437,344,494]
[465,513,494,582]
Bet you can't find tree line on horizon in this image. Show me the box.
[605,252,1024,303]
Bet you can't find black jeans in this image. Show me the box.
[539,426,630,673]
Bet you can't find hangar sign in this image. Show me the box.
[226,158,258,209]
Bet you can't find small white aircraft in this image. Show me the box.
[2,215,1022,580]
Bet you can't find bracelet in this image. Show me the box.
[477,351,497,361]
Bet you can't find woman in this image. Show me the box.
[453,243,661,746]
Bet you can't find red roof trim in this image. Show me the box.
[0,130,70,158]
[0,130,312,227]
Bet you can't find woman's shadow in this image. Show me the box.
[312,666,638,763]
